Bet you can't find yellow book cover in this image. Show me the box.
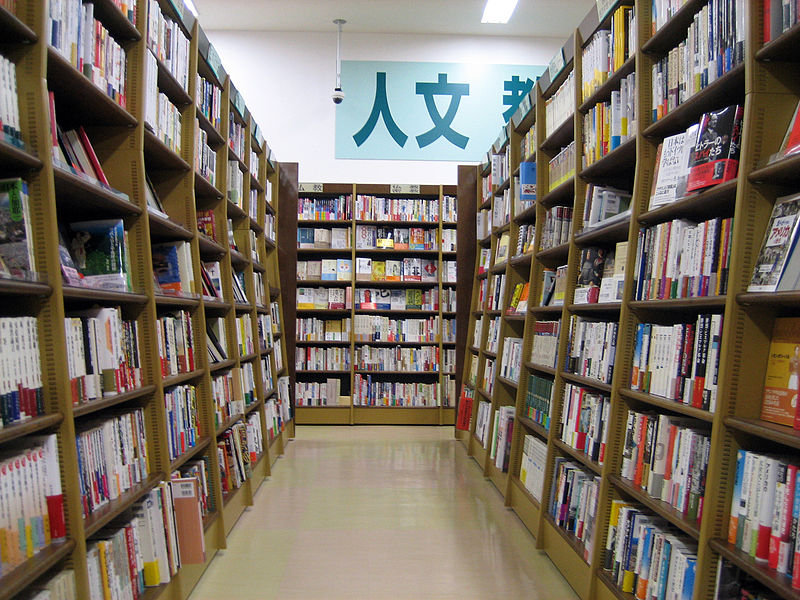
[507,283,523,313]
[760,317,800,427]
[496,232,510,264]
[98,541,113,600]
[371,260,386,281]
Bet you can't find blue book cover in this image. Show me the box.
[681,556,696,600]
[520,162,537,202]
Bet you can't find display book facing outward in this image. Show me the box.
[455,1,800,600]
[0,1,294,599]
[279,182,473,425]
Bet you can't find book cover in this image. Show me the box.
[0,178,35,277]
[496,232,510,264]
[371,260,386,281]
[307,260,322,280]
[313,228,331,248]
[760,317,800,427]
[385,259,402,281]
[421,259,438,282]
[393,228,410,250]
[68,219,129,291]
[151,242,190,294]
[748,193,800,292]
[355,257,372,281]
[403,258,421,282]
[776,100,800,160]
[686,105,744,192]
[409,228,424,250]
[376,227,394,249]
[520,162,537,202]
[336,258,352,281]
[320,259,337,281]
[330,227,349,249]
[406,289,422,309]
[57,226,82,285]
[649,126,696,209]
[296,227,315,248]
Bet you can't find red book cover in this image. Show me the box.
[779,101,800,159]
[633,414,648,488]
[124,525,141,600]
[686,105,744,192]
[77,126,110,186]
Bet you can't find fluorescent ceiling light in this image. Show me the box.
[183,0,198,17]
[481,0,519,23]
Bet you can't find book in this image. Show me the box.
[320,259,337,281]
[331,227,350,249]
[145,172,167,215]
[385,259,402,281]
[686,105,744,193]
[748,193,800,292]
[574,246,607,304]
[760,318,800,428]
[0,178,34,278]
[152,241,193,294]
[371,260,386,281]
[774,99,800,161]
[68,219,130,291]
[336,258,352,281]
[313,228,331,248]
[393,228,410,250]
[519,162,536,202]
[648,125,697,209]
[355,257,372,281]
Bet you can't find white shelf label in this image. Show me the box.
[390,183,420,194]
[596,0,616,21]
[548,48,566,82]
[298,182,324,193]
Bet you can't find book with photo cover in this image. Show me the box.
[68,219,130,291]
[760,317,800,428]
[686,105,744,193]
[747,193,800,293]
[0,178,35,278]
[152,241,193,294]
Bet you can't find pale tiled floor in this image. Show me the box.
[188,426,579,600]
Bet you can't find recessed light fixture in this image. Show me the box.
[183,0,199,17]
[481,0,519,23]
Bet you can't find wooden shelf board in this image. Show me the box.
[553,438,603,475]
[227,200,248,222]
[596,569,635,600]
[0,5,37,43]
[643,64,745,139]
[542,512,590,566]
[619,388,714,423]
[297,219,351,226]
[0,138,42,173]
[53,166,141,217]
[84,472,165,537]
[143,129,191,172]
[0,277,51,297]
[239,352,258,362]
[296,369,350,375]
[297,308,351,316]
[483,349,498,358]
[493,222,511,236]
[354,370,439,375]
[490,261,508,274]
[536,242,570,263]
[509,253,534,269]
[504,313,526,322]
[296,247,353,255]
[252,260,266,273]
[525,362,557,376]
[352,405,440,410]
[573,217,630,247]
[295,339,351,346]
[0,539,75,600]
[194,171,223,200]
[221,483,245,508]
[91,0,140,41]
[354,309,438,316]
[227,147,247,173]
[354,279,439,288]
[162,369,205,388]
[0,413,63,447]
[197,234,227,258]
[514,204,537,224]
[147,210,194,242]
[169,437,211,472]
[568,302,622,315]
[195,108,225,147]
[209,358,236,373]
[579,55,636,112]
[642,0,708,56]
[155,57,192,107]
[269,286,280,298]
[153,292,201,309]
[234,301,254,312]
[245,397,264,415]
[73,385,156,419]
[756,21,800,62]
[638,179,738,226]
[357,219,440,228]
[725,416,800,451]
[215,413,244,437]
[517,414,549,441]
[477,388,492,400]
[47,48,137,127]
[140,583,169,600]
[250,176,264,193]
[202,297,232,313]
[497,375,519,390]
[354,340,440,346]
[628,295,726,312]
[749,152,800,185]
[609,474,701,540]
[62,286,149,305]
[561,371,612,393]
[493,178,511,196]
[579,137,636,182]
[540,176,575,208]
[541,116,575,152]
[709,538,800,600]
[529,305,563,316]
[354,248,440,257]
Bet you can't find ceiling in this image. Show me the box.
[191,0,595,38]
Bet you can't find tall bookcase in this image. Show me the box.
[278,181,475,426]
[0,1,293,599]
[456,2,800,600]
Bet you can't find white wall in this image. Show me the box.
[206,30,562,185]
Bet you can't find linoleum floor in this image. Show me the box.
[188,426,579,600]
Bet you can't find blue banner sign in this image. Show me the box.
[335,60,546,161]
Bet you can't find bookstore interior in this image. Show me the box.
[3,0,800,599]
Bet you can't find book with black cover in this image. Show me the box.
[686,105,744,193]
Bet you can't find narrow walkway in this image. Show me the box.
[189,426,579,600]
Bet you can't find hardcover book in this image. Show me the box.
[409,228,425,250]
[336,258,352,281]
[760,317,800,428]
[371,260,386,281]
[0,178,35,278]
[321,259,337,281]
[313,228,331,248]
[68,219,130,291]
[57,226,82,285]
[152,241,193,294]
[519,162,537,202]
[748,193,800,292]
[355,257,372,281]
[331,227,350,249]
[686,105,744,193]
[306,260,322,280]
[385,259,402,281]
[393,228,410,250]
[649,126,697,209]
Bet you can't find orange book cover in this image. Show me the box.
[761,317,800,427]
[170,478,206,564]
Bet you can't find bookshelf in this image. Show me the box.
[0,2,292,599]
[278,181,474,425]
[456,2,800,600]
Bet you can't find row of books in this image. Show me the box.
[355,224,440,251]
[195,124,217,186]
[581,5,636,102]
[749,192,800,293]
[582,72,637,168]
[76,409,148,519]
[48,1,128,108]
[603,500,698,599]
[294,379,346,407]
[0,435,65,574]
[565,317,618,384]
[489,406,514,472]
[196,74,223,131]
[238,360,257,407]
[256,313,274,350]
[622,409,711,524]
[634,216,733,300]
[516,223,536,256]
[295,346,350,371]
[143,51,182,156]
[540,205,573,251]
[228,160,244,206]
[212,370,243,428]
[481,358,496,396]
[524,373,553,429]
[20,569,75,600]
[545,70,575,137]
[152,240,193,296]
[297,226,349,249]
[485,273,506,312]
[355,257,444,282]
[764,0,800,42]
[156,310,195,378]
[164,384,200,462]
[353,375,441,407]
[353,315,444,342]
[548,141,576,192]
[65,307,142,404]
[228,112,245,159]
[582,184,631,230]
[354,345,440,372]
[297,195,352,221]
[507,282,531,315]
[560,384,610,464]
[491,146,511,189]
[296,317,350,341]
[443,375,457,407]
[519,434,547,501]
[476,208,491,240]
[630,315,723,412]
[296,286,350,310]
[442,195,457,222]
[234,313,254,356]
[218,422,250,494]
[0,316,43,426]
[651,1,745,124]
[531,320,561,368]
[549,458,599,562]
[499,337,523,382]
[146,0,190,92]
[475,400,492,448]
[485,316,500,353]
[206,316,228,363]
[354,287,448,311]
[0,56,21,145]
[354,195,440,223]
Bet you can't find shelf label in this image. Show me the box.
[299,182,324,193]
[206,44,223,80]
[390,183,420,194]
[548,48,565,82]
[596,0,616,21]
[167,0,184,20]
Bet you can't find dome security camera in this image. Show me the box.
[332,87,345,104]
